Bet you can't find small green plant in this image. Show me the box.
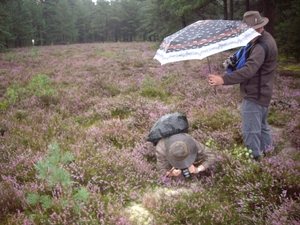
[28,74,56,96]
[142,76,155,89]
[35,142,73,188]
[111,106,131,119]
[4,52,17,61]
[6,74,57,105]
[30,47,39,57]
[27,142,89,213]
[4,52,26,62]
[223,144,253,162]
[204,138,214,147]
[268,108,289,127]
[7,82,25,104]
[141,76,166,99]
[0,100,8,110]
[95,46,104,54]
[102,51,115,58]
[27,193,52,210]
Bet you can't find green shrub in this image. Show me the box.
[0,100,8,111]
[268,108,290,127]
[102,51,115,58]
[4,52,17,61]
[7,82,24,104]
[141,76,166,99]
[6,74,57,106]
[27,142,89,216]
[30,47,39,57]
[34,142,73,188]
[28,74,56,96]
[223,144,254,162]
[190,108,240,132]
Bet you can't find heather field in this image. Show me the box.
[1,42,300,224]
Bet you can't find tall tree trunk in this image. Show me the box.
[262,0,276,36]
[229,0,233,19]
[245,0,250,11]
[181,15,186,28]
[223,0,228,20]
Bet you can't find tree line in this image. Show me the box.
[0,0,299,60]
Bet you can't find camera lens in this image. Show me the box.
[181,168,190,178]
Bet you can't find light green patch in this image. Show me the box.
[102,51,115,58]
[279,64,300,72]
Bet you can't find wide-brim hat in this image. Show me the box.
[243,11,269,30]
[165,133,198,169]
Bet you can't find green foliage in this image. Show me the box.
[95,46,104,54]
[72,187,89,202]
[27,193,52,209]
[141,87,166,99]
[101,51,115,58]
[4,52,18,61]
[0,100,8,111]
[141,75,167,99]
[268,108,289,127]
[35,142,73,187]
[27,193,40,205]
[191,108,239,132]
[275,0,300,61]
[111,106,131,119]
[28,74,56,96]
[6,74,57,105]
[223,144,253,162]
[7,82,24,104]
[30,47,40,57]
[204,138,214,148]
[103,84,121,97]
[142,75,155,88]
[27,142,89,214]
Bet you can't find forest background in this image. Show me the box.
[0,0,300,61]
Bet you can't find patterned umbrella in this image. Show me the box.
[154,20,260,65]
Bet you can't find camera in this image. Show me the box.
[181,168,190,178]
[223,55,236,70]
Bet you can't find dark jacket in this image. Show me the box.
[222,31,278,107]
[155,133,216,176]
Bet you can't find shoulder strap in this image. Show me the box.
[257,41,269,60]
[256,41,269,100]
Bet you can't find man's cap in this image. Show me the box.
[165,133,198,169]
[243,11,269,29]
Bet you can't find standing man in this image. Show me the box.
[208,11,278,161]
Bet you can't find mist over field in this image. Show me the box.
[0,42,299,224]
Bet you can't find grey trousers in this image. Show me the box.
[241,99,273,158]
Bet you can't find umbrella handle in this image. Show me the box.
[207,57,217,95]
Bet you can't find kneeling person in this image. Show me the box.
[155,133,216,177]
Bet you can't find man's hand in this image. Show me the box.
[188,164,205,174]
[208,74,224,86]
[166,167,182,177]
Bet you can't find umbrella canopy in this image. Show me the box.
[154,20,261,65]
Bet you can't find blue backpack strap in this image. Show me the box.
[226,43,252,74]
[235,45,249,70]
[256,41,269,100]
